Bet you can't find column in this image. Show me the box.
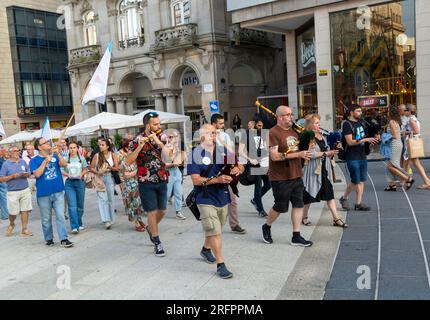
[106,99,115,113]
[153,94,164,111]
[285,30,298,117]
[166,93,177,114]
[416,0,430,153]
[314,9,334,131]
[125,99,134,115]
[115,99,126,114]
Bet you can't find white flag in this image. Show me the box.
[0,120,6,137]
[41,116,52,141]
[81,42,112,112]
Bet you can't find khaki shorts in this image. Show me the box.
[197,205,228,237]
[7,188,32,215]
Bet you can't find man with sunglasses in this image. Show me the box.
[127,112,169,257]
[30,138,73,248]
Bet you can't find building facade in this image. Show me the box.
[64,0,286,133]
[0,0,72,135]
[228,0,430,151]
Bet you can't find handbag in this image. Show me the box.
[408,135,425,159]
[239,162,257,186]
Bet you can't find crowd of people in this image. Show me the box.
[0,104,429,279]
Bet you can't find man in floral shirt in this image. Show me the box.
[127,112,169,257]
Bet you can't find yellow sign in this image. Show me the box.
[51,120,67,129]
[319,69,328,76]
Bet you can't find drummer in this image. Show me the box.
[238,119,271,218]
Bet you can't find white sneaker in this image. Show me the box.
[176,212,186,220]
[72,228,79,234]
[105,222,112,230]
[78,226,85,231]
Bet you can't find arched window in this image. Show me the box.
[118,0,144,49]
[171,0,190,26]
[83,11,97,46]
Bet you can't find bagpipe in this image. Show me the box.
[222,153,240,197]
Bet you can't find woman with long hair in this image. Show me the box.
[118,138,146,231]
[90,138,119,229]
[63,142,88,233]
[404,104,430,189]
[384,105,414,191]
[300,113,348,228]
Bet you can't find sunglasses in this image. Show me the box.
[148,112,159,118]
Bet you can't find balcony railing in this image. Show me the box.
[151,23,197,52]
[69,45,101,67]
[230,24,270,46]
[118,35,145,50]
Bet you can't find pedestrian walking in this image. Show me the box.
[384,105,414,191]
[211,113,246,234]
[188,124,244,278]
[90,138,119,230]
[118,138,146,232]
[127,112,169,257]
[261,106,313,246]
[30,137,73,247]
[0,147,9,221]
[299,114,347,228]
[0,146,33,236]
[63,142,88,234]
[339,105,380,211]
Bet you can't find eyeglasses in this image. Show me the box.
[169,135,178,139]
[40,140,50,146]
[281,113,293,117]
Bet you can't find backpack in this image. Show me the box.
[338,120,353,161]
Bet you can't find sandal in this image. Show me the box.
[5,224,15,237]
[406,178,415,191]
[135,225,146,232]
[302,217,312,226]
[333,218,348,228]
[20,229,33,237]
[417,184,430,190]
[384,185,397,191]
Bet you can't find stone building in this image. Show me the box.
[64,0,285,133]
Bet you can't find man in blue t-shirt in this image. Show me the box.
[187,124,244,279]
[30,137,73,248]
[339,105,379,211]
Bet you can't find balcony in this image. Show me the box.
[119,35,145,50]
[151,24,197,53]
[68,45,101,68]
[230,24,270,47]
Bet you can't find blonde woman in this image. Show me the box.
[300,114,348,228]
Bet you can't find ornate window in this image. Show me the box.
[83,11,97,46]
[171,0,190,26]
[118,0,144,49]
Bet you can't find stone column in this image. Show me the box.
[166,93,178,114]
[115,98,126,114]
[125,99,134,115]
[285,30,299,117]
[153,94,165,111]
[106,99,115,113]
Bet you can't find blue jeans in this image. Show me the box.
[37,191,68,241]
[65,179,86,230]
[0,182,8,220]
[97,174,115,223]
[167,167,183,212]
[253,175,271,212]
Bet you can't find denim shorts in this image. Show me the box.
[138,181,167,212]
[346,160,368,184]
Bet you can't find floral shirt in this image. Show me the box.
[130,133,169,184]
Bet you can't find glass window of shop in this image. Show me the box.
[330,0,416,129]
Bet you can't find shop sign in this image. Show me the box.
[357,95,389,108]
[297,26,316,78]
[20,122,40,131]
[319,69,328,76]
[51,120,67,129]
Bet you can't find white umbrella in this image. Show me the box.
[131,110,189,126]
[0,129,65,145]
[64,112,136,136]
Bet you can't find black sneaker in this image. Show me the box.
[46,240,54,247]
[291,235,313,247]
[217,263,233,279]
[60,239,74,248]
[250,199,258,211]
[354,203,371,211]
[262,224,273,244]
[258,210,268,218]
[231,225,247,234]
[339,196,350,211]
[154,243,166,257]
[200,248,216,264]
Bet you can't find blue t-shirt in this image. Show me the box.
[187,146,231,207]
[0,159,29,191]
[30,154,65,197]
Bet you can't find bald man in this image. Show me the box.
[262,106,313,247]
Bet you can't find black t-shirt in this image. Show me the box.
[241,129,269,167]
[342,120,366,161]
